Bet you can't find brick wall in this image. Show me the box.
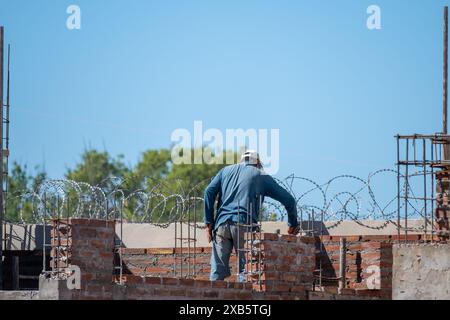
[114,275,257,300]
[44,218,411,300]
[49,218,115,299]
[313,235,436,299]
[119,247,237,280]
[436,171,450,240]
[308,288,382,300]
[250,233,315,300]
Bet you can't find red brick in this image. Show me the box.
[262,294,281,300]
[141,267,172,274]
[124,275,144,283]
[223,291,237,299]
[277,265,290,272]
[280,235,297,242]
[194,280,212,288]
[90,240,106,249]
[203,290,219,298]
[282,273,298,282]
[170,288,187,296]
[154,288,170,296]
[259,271,278,281]
[281,256,295,264]
[161,277,179,286]
[179,279,195,286]
[227,282,244,289]
[290,285,305,293]
[289,265,306,273]
[186,290,203,298]
[298,236,316,244]
[340,288,356,295]
[211,280,227,288]
[235,291,253,300]
[361,252,381,261]
[143,277,162,285]
[146,248,175,254]
[263,282,290,292]
[355,289,383,297]
[292,247,305,254]
[119,248,146,255]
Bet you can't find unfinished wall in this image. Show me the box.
[47,218,115,299]
[315,235,394,299]
[308,288,382,300]
[435,171,450,240]
[392,243,450,300]
[116,220,428,248]
[114,276,257,300]
[120,247,237,280]
[39,218,396,300]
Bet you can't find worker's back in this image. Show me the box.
[216,162,263,224]
[204,161,297,230]
[204,157,299,281]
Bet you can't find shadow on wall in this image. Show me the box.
[299,221,329,236]
[3,223,51,251]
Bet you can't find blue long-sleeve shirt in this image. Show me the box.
[204,163,298,230]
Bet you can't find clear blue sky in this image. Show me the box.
[0,0,447,192]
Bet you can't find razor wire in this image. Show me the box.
[3,168,436,231]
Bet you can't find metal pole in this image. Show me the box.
[0,26,4,289]
[319,210,324,288]
[258,195,262,290]
[187,200,191,277]
[423,139,428,237]
[193,196,196,277]
[405,139,409,242]
[431,141,435,242]
[42,192,47,273]
[12,255,19,290]
[236,200,240,280]
[444,7,450,162]
[338,237,346,294]
[444,6,448,135]
[396,135,401,240]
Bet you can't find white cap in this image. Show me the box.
[241,150,260,165]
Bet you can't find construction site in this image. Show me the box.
[0,4,450,301]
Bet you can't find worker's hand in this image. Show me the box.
[206,224,213,243]
[288,225,300,235]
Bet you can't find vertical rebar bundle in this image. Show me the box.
[338,237,346,294]
[0,25,4,289]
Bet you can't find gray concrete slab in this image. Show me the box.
[2,219,426,251]
[0,290,40,300]
[392,243,450,300]
[117,220,425,248]
[1,223,50,251]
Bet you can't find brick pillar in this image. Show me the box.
[250,233,315,300]
[435,171,450,240]
[50,218,116,299]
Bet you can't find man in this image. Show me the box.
[204,150,300,281]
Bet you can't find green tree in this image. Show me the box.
[123,149,171,192]
[66,149,129,192]
[5,162,33,222]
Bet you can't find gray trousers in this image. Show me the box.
[210,221,246,281]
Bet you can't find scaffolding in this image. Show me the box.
[395,134,450,241]
[0,26,12,289]
[236,196,263,287]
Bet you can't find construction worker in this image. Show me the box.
[204,150,300,281]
